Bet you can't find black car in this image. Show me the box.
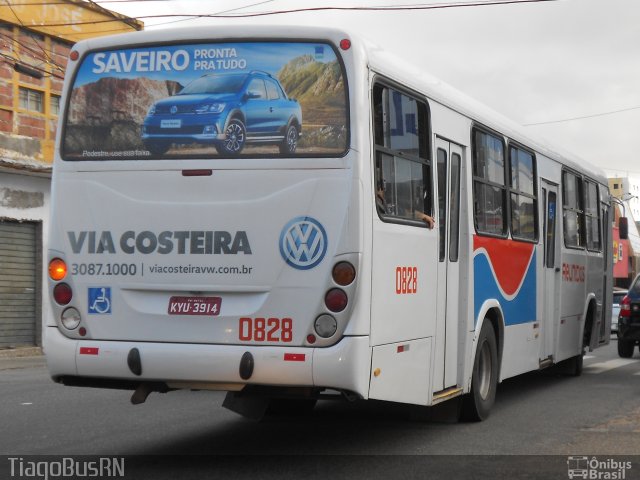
[617,274,640,357]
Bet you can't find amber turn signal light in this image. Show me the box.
[332,261,356,286]
[49,258,67,281]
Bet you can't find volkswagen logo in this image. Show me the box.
[279,217,328,270]
[170,105,178,114]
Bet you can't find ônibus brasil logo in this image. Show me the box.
[279,216,328,270]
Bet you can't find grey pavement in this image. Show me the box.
[0,354,46,371]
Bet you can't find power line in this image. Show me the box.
[63,0,280,31]
[1,0,141,33]
[523,105,640,126]
[1,0,559,67]
[2,0,66,72]
[0,54,66,79]
[85,0,141,30]
[13,0,172,4]
[13,0,562,27]
[0,31,66,72]
[145,0,279,27]
[4,1,56,66]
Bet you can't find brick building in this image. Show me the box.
[0,0,141,349]
[608,176,640,287]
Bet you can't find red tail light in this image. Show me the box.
[325,288,348,313]
[340,39,351,50]
[53,283,73,305]
[620,295,631,318]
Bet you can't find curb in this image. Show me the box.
[0,346,43,359]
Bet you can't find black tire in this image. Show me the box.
[461,321,498,422]
[144,141,170,156]
[216,118,246,156]
[565,351,584,376]
[279,123,299,155]
[618,338,635,358]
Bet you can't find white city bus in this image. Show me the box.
[46,25,613,421]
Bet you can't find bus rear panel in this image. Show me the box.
[46,29,371,408]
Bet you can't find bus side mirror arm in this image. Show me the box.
[611,196,630,240]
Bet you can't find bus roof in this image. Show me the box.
[363,43,607,186]
[69,24,607,186]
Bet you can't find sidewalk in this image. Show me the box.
[0,346,46,371]
[0,346,43,358]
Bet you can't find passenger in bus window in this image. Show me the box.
[376,179,434,229]
[415,209,435,229]
[414,185,435,229]
[376,180,388,215]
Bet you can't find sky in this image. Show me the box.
[95,0,640,177]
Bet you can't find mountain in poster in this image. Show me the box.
[278,55,346,127]
[64,77,184,152]
[277,55,347,151]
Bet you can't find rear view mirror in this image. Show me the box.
[619,217,629,240]
[244,91,261,100]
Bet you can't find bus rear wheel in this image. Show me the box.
[560,351,584,376]
[461,321,498,421]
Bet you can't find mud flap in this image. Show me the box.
[223,391,269,420]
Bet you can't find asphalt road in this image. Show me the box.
[1,340,639,479]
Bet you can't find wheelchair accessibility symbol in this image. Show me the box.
[88,287,111,314]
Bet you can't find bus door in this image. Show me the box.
[598,202,611,343]
[369,82,438,405]
[541,179,560,361]
[434,138,463,391]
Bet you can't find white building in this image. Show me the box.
[608,173,640,221]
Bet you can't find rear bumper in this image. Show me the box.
[44,327,372,398]
[141,132,225,142]
[618,321,640,342]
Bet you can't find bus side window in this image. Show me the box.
[449,152,461,262]
[562,170,585,249]
[472,129,507,237]
[584,180,601,252]
[373,82,432,225]
[509,145,537,242]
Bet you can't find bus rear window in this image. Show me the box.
[62,42,348,160]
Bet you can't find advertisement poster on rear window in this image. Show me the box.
[63,42,348,160]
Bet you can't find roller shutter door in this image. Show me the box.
[0,221,36,347]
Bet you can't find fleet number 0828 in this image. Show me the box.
[396,266,418,294]
[239,317,293,342]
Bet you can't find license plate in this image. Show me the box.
[161,119,181,129]
[168,296,221,316]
